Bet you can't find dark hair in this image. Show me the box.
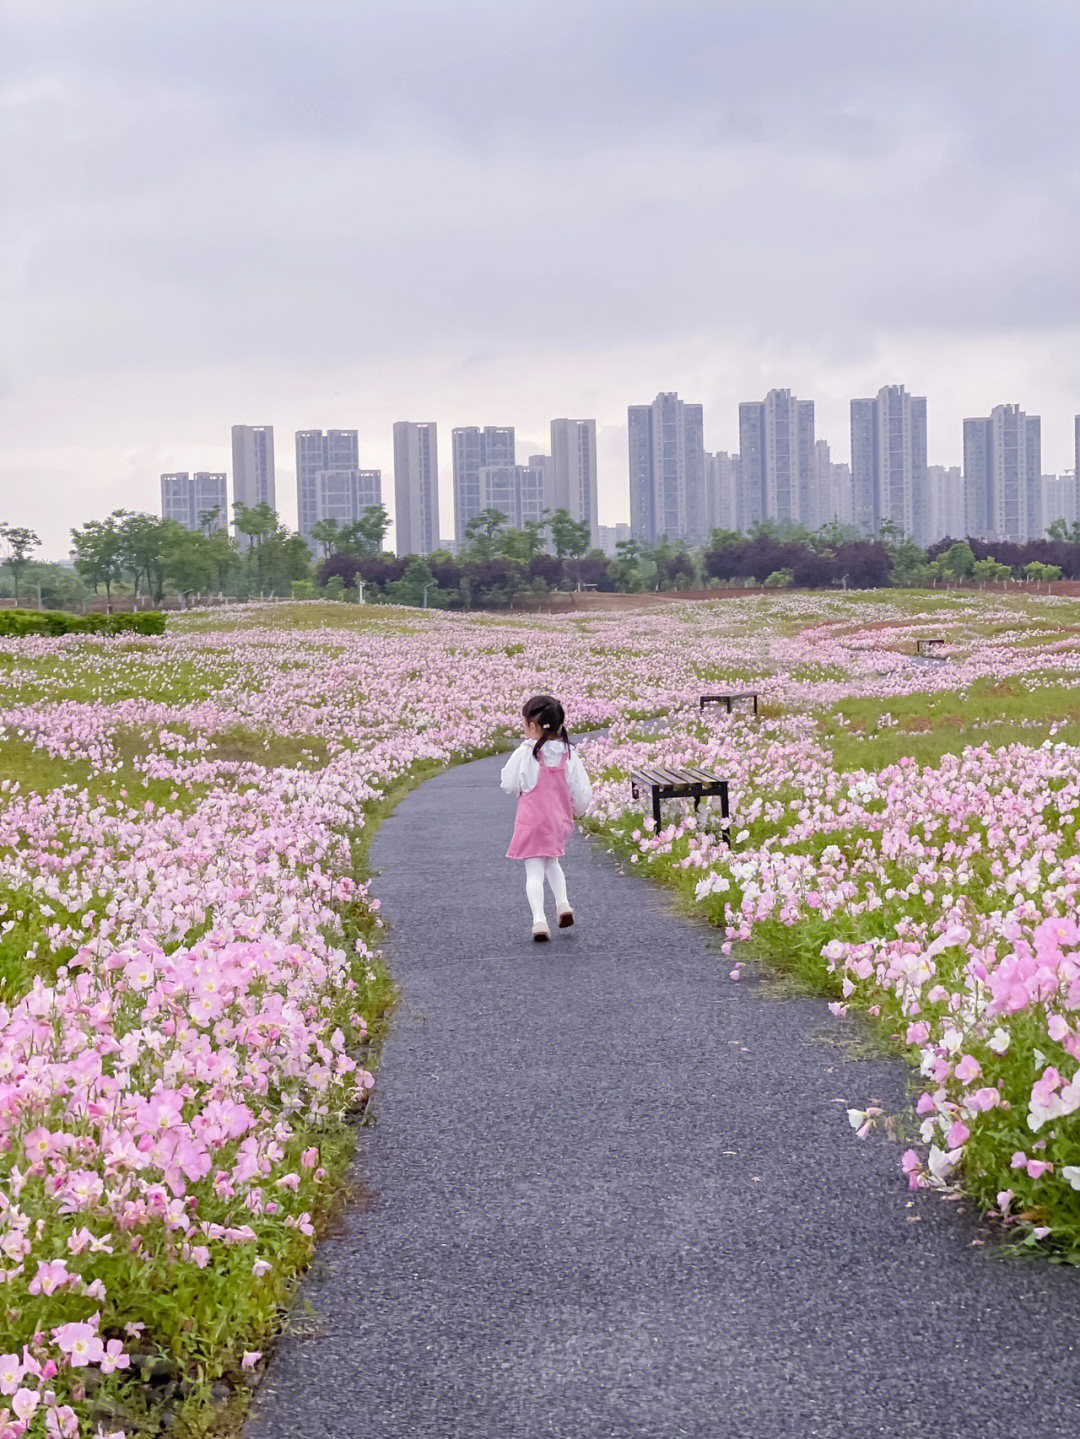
[523,693,571,760]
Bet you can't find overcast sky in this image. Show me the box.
[3,0,1079,557]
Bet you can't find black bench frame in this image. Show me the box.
[915,639,947,659]
[630,764,731,844]
[700,690,759,715]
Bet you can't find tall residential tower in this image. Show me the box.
[550,418,599,545]
[628,393,705,545]
[231,426,276,510]
[738,389,815,529]
[452,427,514,546]
[393,422,439,555]
[964,405,1042,541]
[850,385,927,541]
[161,472,228,533]
[296,430,360,546]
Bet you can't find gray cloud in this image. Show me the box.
[2,1,1079,553]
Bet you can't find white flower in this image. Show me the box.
[987,1027,1010,1054]
[1062,1166,1080,1192]
[928,1144,961,1181]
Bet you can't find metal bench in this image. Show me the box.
[700,690,759,715]
[630,764,731,843]
[915,638,947,659]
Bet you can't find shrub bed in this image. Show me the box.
[0,610,165,637]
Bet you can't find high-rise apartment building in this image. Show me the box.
[311,469,382,535]
[829,463,854,528]
[850,386,927,541]
[813,440,853,528]
[738,390,815,529]
[296,430,360,545]
[231,427,276,511]
[926,465,965,542]
[627,393,706,545]
[597,523,632,557]
[1075,416,1080,522]
[393,422,439,556]
[478,463,548,529]
[160,472,228,533]
[528,454,555,511]
[550,419,599,544]
[452,427,514,544]
[704,452,740,534]
[1044,473,1077,532]
[963,405,1041,541]
[963,418,991,540]
[737,404,766,532]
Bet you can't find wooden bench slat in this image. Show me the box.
[650,765,693,785]
[628,762,731,843]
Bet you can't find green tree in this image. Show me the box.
[495,516,550,563]
[338,505,392,559]
[1024,560,1063,583]
[763,567,794,589]
[463,508,509,561]
[206,527,239,594]
[387,556,447,608]
[6,560,87,610]
[0,524,42,605]
[1047,518,1080,544]
[309,519,341,559]
[521,515,550,560]
[811,519,858,551]
[162,522,214,601]
[610,537,642,592]
[71,513,126,608]
[266,532,314,594]
[972,556,1011,583]
[749,517,814,546]
[116,511,168,602]
[233,501,279,592]
[890,538,929,586]
[198,506,223,537]
[549,508,591,564]
[942,540,976,579]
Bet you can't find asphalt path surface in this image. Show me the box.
[248,752,1080,1439]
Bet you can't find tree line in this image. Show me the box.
[4,506,1080,612]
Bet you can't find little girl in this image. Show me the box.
[501,693,593,941]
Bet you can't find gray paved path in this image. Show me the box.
[248,753,1080,1439]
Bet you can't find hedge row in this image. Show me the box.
[0,609,166,637]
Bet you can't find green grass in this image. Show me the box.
[0,735,210,811]
[0,649,244,706]
[820,679,1080,770]
[174,601,433,634]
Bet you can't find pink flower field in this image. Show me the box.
[3,591,1080,1435]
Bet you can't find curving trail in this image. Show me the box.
[248,753,1080,1439]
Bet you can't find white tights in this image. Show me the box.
[524,857,569,925]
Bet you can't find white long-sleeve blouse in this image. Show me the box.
[499,740,593,815]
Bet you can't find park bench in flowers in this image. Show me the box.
[630,763,731,843]
[699,690,759,715]
[915,638,947,659]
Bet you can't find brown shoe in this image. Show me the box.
[556,906,575,929]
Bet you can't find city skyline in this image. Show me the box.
[19,387,1080,559]
[4,4,1079,558]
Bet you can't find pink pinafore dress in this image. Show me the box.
[506,746,575,860]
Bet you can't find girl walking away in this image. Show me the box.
[501,694,593,942]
